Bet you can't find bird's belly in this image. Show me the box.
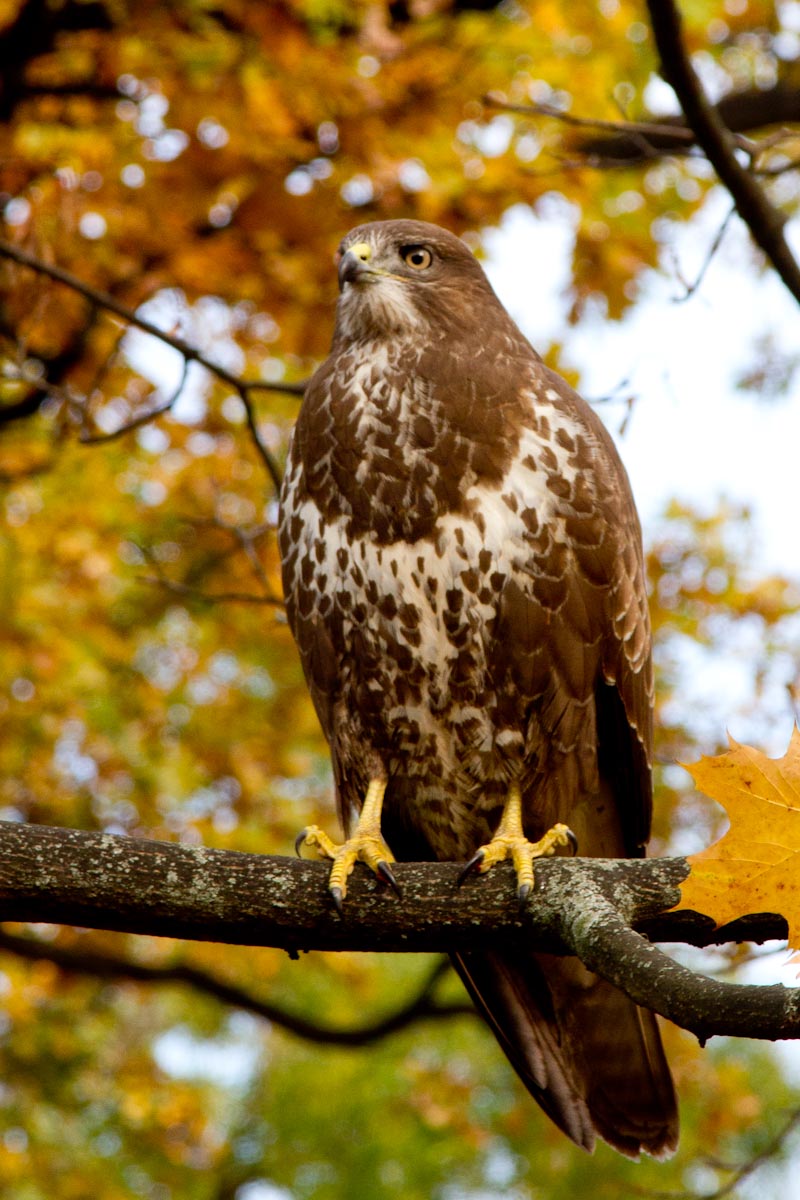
[291,503,538,840]
[281,460,599,857]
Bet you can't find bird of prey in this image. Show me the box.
[279,219,678,1157]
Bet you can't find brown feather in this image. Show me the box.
[279,219,677,1155]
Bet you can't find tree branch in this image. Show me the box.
[646,0,800,305]
[517,84,800,165]
[483,93,697,151]
[559,882,797,1047]
[0,930,473,1046]
[0,238,308,491]
[0,311,100,426]
[0,820,796,1044]
[642,1105,800,1199]
[0,0,114,120]
[78,359,191,444]
[135,519,285,608]
[138,576,284,607]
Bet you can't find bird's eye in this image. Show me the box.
[401,245,433,270]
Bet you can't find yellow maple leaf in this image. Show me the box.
[676,727,800,949]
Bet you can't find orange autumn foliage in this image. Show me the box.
[678,729,800,948]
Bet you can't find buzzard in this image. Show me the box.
[279,219,678,1157]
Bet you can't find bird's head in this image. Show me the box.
[333,219,510,345]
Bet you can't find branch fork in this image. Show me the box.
[0,820,796,1045]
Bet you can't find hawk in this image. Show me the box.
[279,219,678,1157]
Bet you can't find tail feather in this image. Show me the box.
[452,948,678,1158]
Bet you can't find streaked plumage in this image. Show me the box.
[279,219,678,1156]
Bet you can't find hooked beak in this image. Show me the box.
[338,241,378,291]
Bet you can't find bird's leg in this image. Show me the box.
[458,783,577,902]
[296,778,399,913]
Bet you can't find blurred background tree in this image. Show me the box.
[1,0,799,1196]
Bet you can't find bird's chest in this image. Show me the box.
[281,433,562,729]
[280,362,601,768]
[328,404,456,543]
[292,349,521,544]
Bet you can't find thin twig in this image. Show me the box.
[635,1105,800,1199]
[139,575,284,607]
[587,376,634,405]
[0,239,295,397]
[79,359,191,444]
[224,519,275,594]
[0,307,100,426]
[80,397,176,444]
[670,203,737,302]
[754,156,800,179]
[136,537,284,604]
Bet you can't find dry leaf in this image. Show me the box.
[676,727,800,949]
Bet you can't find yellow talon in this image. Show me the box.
[296,779,398,911]
[459,783,577,901]
[296,825,341,860]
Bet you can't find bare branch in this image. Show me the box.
[0,0,117,120]
[561,84,800,165]
[556,878,796,1046]
[246,379,307,397]
[226,518,276,595]
[237,384,283,494]
[755,155,800,180]
[0,239,293,397]
[0,238,306,488]
[79,359,191,444]
[136,523,284,608]
[483,92,697,149]
[0,930,472,1046]
[138,574,284,607]
[0,820,796,1044]
[669,203,737,302]
[0,309,100,426]
[640,1105,800,1199]
[646,0,800,306]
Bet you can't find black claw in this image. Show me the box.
[377,860,402,898]
[457,849,485,887]
[518,882,532,905]
[566,828,579,856]
[330,886,344,916]
[294,831,307,858]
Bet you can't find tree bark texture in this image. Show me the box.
[0,821,797,1044]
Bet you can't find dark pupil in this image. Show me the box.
[408,248,425,265]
